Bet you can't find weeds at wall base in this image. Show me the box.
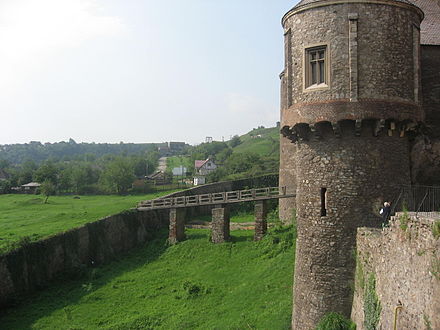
[363,273,381,330]
[432,220,440,239]
[315,312,356,330]
[399,209,410,231]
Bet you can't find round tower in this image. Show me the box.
[279,0,424,328]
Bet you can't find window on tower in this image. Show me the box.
[305,45,328,89]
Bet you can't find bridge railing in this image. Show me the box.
[138,186,291,210]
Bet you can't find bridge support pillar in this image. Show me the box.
[211,205,230,243]
[169,208,186,244]
[254,200,268,241]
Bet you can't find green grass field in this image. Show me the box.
[0,227,295,329]
[233,127,280,158]
[0,192,178,254]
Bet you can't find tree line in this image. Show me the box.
[0,139,158,165]
[0,151,159,195]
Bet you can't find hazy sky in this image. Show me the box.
[0,0,296,145]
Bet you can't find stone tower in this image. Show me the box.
[279,0,424,328]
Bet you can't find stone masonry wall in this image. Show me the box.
[352,214,440,329]
[279,134,297,223]
[283,2,421,104]
[292,132,411,330]
[281,2,422,126]
[0,209,169,308]
[421,45,440,136]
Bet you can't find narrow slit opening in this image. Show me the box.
[321,188,327,216]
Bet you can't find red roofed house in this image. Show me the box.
[193,158,217,185]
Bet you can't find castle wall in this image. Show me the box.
[352,214,440,329]
[279,135,297,223]
[421,45,440,136]
[280,1,423,328]
[281,2,422,127]
[279,71,298,223]
[293,132,411,329]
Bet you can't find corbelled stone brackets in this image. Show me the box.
[254,200,268,241]
[169,208,186,244]
[211,205,230,243]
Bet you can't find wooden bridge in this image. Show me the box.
[137,186,295,211]
[137,186,296,244]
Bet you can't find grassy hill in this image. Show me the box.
[0,227,295,329]
[232,126,280,159]
[0,191,178,254]
[166,126,280,176]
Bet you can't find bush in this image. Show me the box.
[180,280,211,298]
[257,224,295,258]
[399,209,410,231]
[432,220,440,239]
[316,312,356,330]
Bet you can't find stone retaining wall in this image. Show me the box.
[352,213,440,329]
[0,209,169,309]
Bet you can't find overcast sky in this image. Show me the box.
[0,0,296,145]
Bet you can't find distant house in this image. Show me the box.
[193,175,205,186]
[172,166,187,176]
[195,158,217,176]
[132,178,146,189]
[21,182,41,194]
[146,171,171,185]
[193,158,218,185]
[157,142,188,156]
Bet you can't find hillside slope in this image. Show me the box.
[232,126,280,159]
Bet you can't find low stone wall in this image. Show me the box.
[0,209,169,309]
[352,213,440,329]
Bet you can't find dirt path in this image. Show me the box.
[158,157,167,172]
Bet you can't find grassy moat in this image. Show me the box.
[1,227,295,329]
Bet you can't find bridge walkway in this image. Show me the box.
[137,186,295,211]
[136,186,296,244]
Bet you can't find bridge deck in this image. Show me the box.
[137,186,295,211]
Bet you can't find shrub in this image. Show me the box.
[399,209,410,231]
[257,224,295,258]
[181,280,211,299]
[432,220,440,239]
[316,312,356,330]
